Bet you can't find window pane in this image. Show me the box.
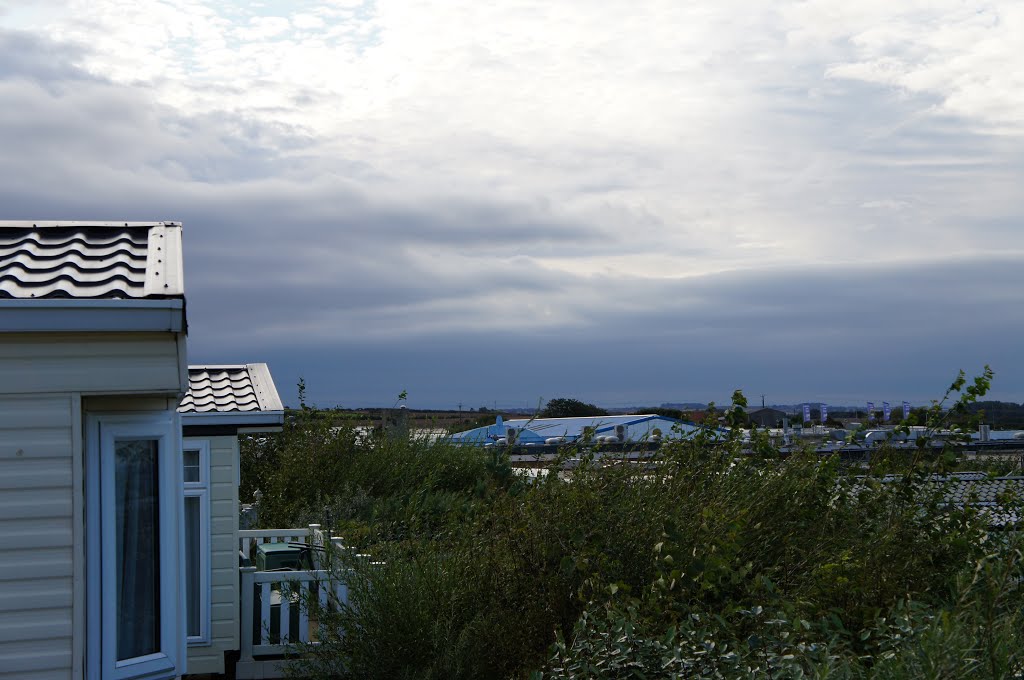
[115,439,160,661]
[184,496,201,638]
[183,449,200,483]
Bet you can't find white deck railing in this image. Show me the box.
[239,567,350,656]
[236,524,358,679]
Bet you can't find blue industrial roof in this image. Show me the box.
[450,413,716,445]
[506,415,660,433]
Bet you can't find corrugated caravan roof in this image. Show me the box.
[871,473,1024,505]
[178,364,284,414]
[940,477,1024,506]
[0,221,184,299]
[862,474,1024,529]
[936,477,1024,529]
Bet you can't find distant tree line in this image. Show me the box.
[540,398,608,418]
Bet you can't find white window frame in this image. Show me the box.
[86,413,184,680]
[183,438,211,646]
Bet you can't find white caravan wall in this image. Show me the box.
[0,333,183,395]
[186,435,241,675]
[0,394,75,680]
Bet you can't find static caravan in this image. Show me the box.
[177,365,283,677]
[0,221,189,680]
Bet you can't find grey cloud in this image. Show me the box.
[0,30,604,259]
[186,255,1024,408]
[3,26,1022,411]
[0,29,91,83]
[0,31,322,188]
[195,195,606,251]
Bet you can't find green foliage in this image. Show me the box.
[541,398,609,418]
[536,553,1024,680]
[240,405,514,543]
[252,369,1024,680]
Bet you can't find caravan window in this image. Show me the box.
[182,438,211,644]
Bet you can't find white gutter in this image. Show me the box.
[0,299,185,333]
[179,410,285,428]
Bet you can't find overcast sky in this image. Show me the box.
[1,0,1022,409]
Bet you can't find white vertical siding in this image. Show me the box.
[186,435,240,675]
[0,395,74,680]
